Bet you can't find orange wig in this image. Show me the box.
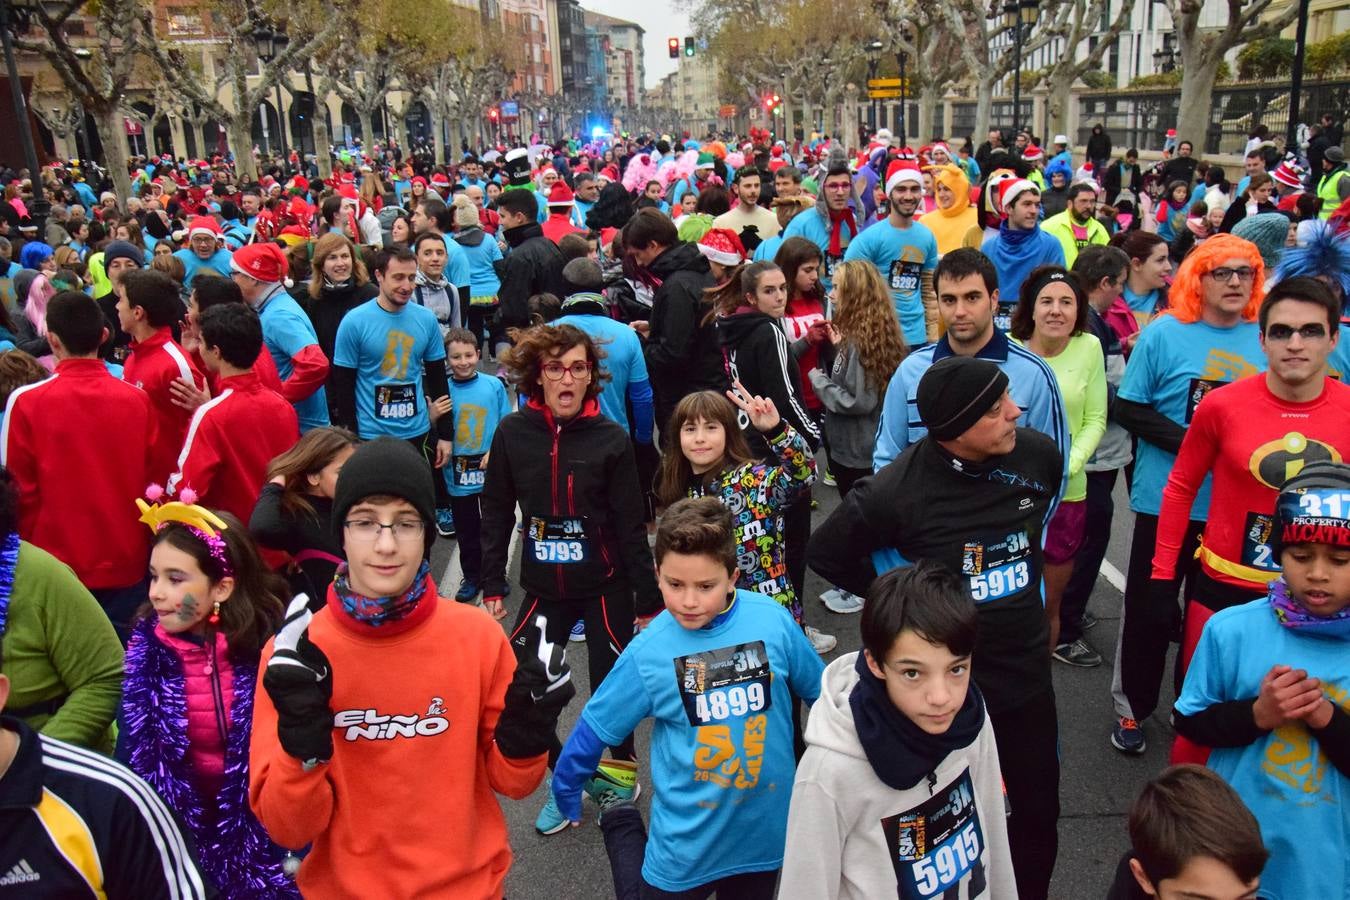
[1165,233,1265,324]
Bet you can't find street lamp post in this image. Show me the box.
[0,1,49,241]
[865,40,883,133]
[253,24,291,164]
[1002,0,1038,134]
[896,26,912,143]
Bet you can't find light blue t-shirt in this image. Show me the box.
[753,235,784,263]
[255,287,330,432]
[173,247,234,287]
[1328,324,1350,380]
[1122,283,1164,316]
[843,218,938,346]
[1117,315,1263,517]
[333,299,446,440]
[873,328,1070,506]
[580,590,824,892]
[1175,596,1350,900]
[782,207,860,292]
[453,234,503,299]
[554,311,651,435]
[440,235,472,291]
[443,372,512,497]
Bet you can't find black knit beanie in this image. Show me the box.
[916,356,1010,441]
[332,437,437,556]
[103,241,144,271]
[1272,460,1350,556]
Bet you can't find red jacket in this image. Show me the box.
[479,207,500,235]
[191,345,284,397]
[542,212,584,244]
[1,357,155,589]
[168,370,299,524]
[124,328,206,486]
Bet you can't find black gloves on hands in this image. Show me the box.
[263,595,335,765]
[495,614,575,759]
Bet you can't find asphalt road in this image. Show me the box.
[428,475,1174,899]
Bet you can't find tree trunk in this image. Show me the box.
[306,65,333,180]
[1046,74,1073,138]
[975,77,994,140]
[229,113,258,181]
[1176,55,1221,154]
[431,105,446,164]
[357,108,375,153]
[93,104,134,206]
[917,82,940,144]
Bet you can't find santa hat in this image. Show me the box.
[1272,159,1304,190]
[600,164,620,182]
[771,146,783,158]
[430,172,451,189]
[997,179,1039,214]
[885,160,924,194]
[1022,145,1044,162]
[695,152,716,171]
[930,142,952,160]
[231,242,291,285]
[696,228,746,266]
[337,184,359,201]
[411,175,428,188]
[288,175,310,194]
[188,216,221,240]
[547,182,575,207]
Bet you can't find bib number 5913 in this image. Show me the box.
[969,560,1030,602]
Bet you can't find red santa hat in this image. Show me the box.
[187,216,221,240]
[547,182,575,207]
[1272,159,1304,190]
[997,178,1040,215]
[885,160,924,194]
[231,242,291,285]
[1022,144,1044,162]
[696,228,747,267]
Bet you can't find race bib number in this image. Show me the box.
[882,769,987,899]
[527,515,590,563]
[1185,378,1227,423]
[889,259,921,294]
[1240,512,1278,572]
[824,254,844,279]
[674,641,773,727]
[375,383,418,420]
[452,454,486,488]
[961,529,1033,604]
[994,301,1016,333]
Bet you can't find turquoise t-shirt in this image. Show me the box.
[843,218,938,346]
[581,591,824,892]
[442,372,511,497]
[333,299,445,439]
[1117,315,1263,517]
[1175,595,1350,900]
[782,208,859,292]
[173,248,234,287]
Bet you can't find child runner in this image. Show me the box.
[1106,765,1267,900]
[552,497,824,898]
[478,324,661,834]
[250,437,570,897]
[249,426,357,607]
[1172,461,1350,899]
[441,327,511,609]
[118,498,296,898]
[781,563,1015,899]
[654,386,819,637]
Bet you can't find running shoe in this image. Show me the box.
[455,580,479,603]
[1111,716,1147,755]
[1079,611,1099,631]
[436,507,456,538]
[1053,639,1102,668]
[585,759,640,807]
[821,470,837,487]
[805,625,837,654]
[595,795,634,827]
[535,776,570,835]
[570,620,586,642]
[820,588,865,614]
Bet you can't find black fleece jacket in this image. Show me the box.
[642,242,724,415]
[495,222,568,331]
[715,308,821,455]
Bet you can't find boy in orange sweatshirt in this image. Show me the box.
[249,437,572,898]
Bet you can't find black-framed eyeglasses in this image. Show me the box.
[1208,267,1256,283]
[541,361,592,382]
[1266,323,1328,341]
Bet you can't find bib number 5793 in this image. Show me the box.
[533,540,584,562]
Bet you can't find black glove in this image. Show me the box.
[495,614,575,759]
[1146,578,1184,642]
[263,595,335,764]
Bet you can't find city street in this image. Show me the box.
[427,474,1176,899]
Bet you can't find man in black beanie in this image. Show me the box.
[807,355,1065,900]
[251,436,575,897]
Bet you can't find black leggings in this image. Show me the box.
[509,592,636,766]
[405,432,451,509]
[990,690,1061,900]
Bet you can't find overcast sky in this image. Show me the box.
[581,1,692,89]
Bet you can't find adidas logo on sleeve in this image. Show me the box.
[0,859,40,885]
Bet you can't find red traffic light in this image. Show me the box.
[668,37,679,59]
[488,108,499,121]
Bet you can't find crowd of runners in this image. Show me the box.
[0,119,1348,898]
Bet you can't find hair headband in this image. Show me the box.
[1027,269,1085,307]
[137,484,234,578]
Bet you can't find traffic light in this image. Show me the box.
[684,36,695,57]
[488,107,499,122]
[763,93,780,112]
[668,37,679,59]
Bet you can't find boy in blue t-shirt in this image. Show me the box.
[552,497,824,898]
[440,328,512,609]
[1173,461,1350,900]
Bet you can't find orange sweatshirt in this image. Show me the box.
[249,584,548,899]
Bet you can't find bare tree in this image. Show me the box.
[1165,0,1299,150]
[1028,0,1136,136]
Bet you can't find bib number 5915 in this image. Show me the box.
[913,822,981,895]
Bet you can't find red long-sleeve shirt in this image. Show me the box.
[1154,374,1350,588]
[249,584,547,899]
[168,371,299,524]
[1,358,155,589]
[123,327,205,486]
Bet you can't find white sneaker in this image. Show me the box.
[821,470,837,487]
[820,588,865,614]
[805,625,837,654]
